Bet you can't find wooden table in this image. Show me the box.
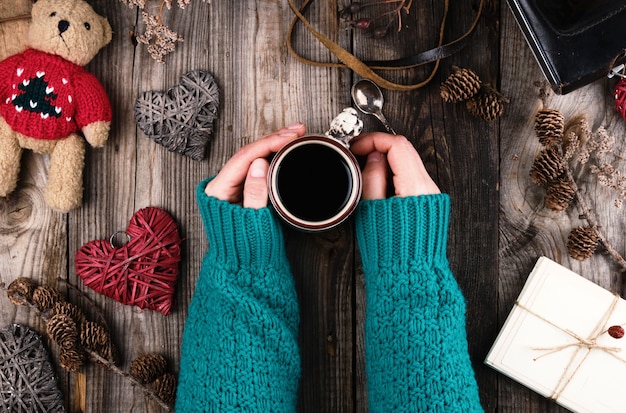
[2,1,625,412]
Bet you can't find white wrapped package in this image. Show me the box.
[486,256,626,413]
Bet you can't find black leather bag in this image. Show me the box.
[507,0,626,94]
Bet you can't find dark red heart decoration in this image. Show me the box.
[75,207,182,316]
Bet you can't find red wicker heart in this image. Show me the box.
[75,207,182,316]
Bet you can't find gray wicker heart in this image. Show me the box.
[134,70,219,161]
[0,324,66,412]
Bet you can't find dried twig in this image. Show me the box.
[1,279,175,412]
[562,164,626,271]
[86,351,173,412]
[531,110,626,272]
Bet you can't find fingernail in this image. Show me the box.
[249,159,267,178]
[287,122,303,129]
[367,151,382,162]
[279,130,298,137]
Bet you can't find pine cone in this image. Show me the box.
[32,286,64,313]
[59,347,85,372]
[101,341,119,364]
[535,109,564,147]
[7,277,37,306]
[80,321,108,349]
[465,87,508,121]
[530,146,565,185]
[130,354,168,384]
[151,372,177,404]
[544,177,576,212]
[51,302,86,327]
[81,321,118,363]
[440,67,481,103]
[47,313,79,349]
[567,226,598,260]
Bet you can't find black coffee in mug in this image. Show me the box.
[268,135,362,231]
[276,143,352,222]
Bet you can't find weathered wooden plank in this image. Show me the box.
[69,1,171,410]
[0,2,68,288]
[433,1,501,410]
[342,1,502,412]
[280,1,359,411]
[346,0,502,410]
[0,4,73,406]
[498,2,626,412]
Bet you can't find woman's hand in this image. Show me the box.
[204,123,306,209]
[350,132,440,200]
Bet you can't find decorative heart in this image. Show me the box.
[134,70,219,160]
[0,324,66,412]
[75,207,182,316]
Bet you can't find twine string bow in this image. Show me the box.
[516,294,625,401]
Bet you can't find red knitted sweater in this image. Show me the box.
[0,48,112,140]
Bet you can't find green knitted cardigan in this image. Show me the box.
[175,179,483,412]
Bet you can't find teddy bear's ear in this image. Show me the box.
[101,16,112,47]
[30,0,48,21]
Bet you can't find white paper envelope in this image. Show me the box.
[485,256,626,413]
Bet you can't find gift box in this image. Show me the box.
[485,257,626,413]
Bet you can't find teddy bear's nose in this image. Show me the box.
[58,20,70,34]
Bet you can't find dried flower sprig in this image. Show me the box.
[136,11,183,63]
[4,277,175,412]
[574,125,626,208]
[530,109,626,270]
[120,0,211,62]
[339,0,413,38]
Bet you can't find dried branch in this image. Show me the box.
[531,109,626,272]
[86,351,174,412]
[2,278,175,412]
[562,162,626,271]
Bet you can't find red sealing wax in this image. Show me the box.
[608,325,625,339]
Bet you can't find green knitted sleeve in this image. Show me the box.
[355,195,483,413]
[175,179,300,412]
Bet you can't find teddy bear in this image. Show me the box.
[0,0,112,212]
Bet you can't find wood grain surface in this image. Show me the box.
[1,0,625,412]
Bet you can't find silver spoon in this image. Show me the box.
[351,79,396,135]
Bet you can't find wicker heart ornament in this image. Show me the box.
[75,207,182,316]
[0,324,66,412]
[134,70,219,160]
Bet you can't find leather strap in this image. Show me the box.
[287,0,485,91]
